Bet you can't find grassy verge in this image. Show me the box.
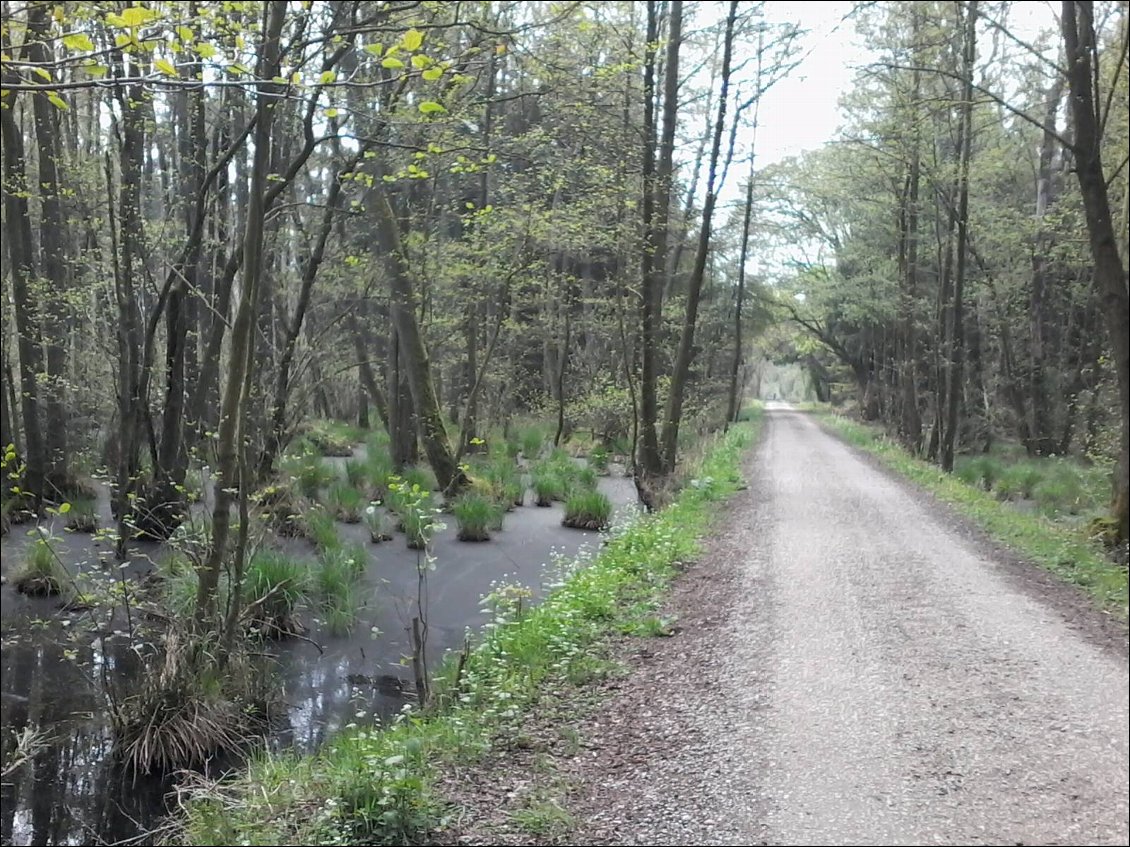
[178,412,763,846]
[809,408,1127,617]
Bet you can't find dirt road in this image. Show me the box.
[558,407,1129,845]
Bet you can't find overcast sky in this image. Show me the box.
[749,0,1060,169]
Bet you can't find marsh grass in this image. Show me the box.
[327,482,364,523]
[562,489,612,531]
[453,493,500,541]
[12,535,72,597]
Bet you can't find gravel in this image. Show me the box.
[438,407,1130,846]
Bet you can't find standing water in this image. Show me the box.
[0,470,637,846]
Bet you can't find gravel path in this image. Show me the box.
[442,407,1129,846]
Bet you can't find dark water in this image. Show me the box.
[0,469,637,846]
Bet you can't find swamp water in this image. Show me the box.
[0,463,636,846]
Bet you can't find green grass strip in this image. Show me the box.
[179,412,763,847]
[810,408,1127,618]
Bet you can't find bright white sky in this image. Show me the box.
[750,0,1060,169]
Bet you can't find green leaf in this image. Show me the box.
[195,41,217,59]
[319,70,336,85]
[33,66,52,81]
[59,502,71,514]
[381,56,404,69]
[422,66,443,81]
[84,63,109,78]
[119,6,158,27]
[63,33,95,52]
[402,28,424,51]
[411,54,431,69]
[363,43,383,57]
[47,92,69,110]
[155,58,178,77]
[418,100,446,115]
[325,107,340,118]
[229,63,251,75]
[176,25,195,43]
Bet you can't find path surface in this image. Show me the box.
[522,406,1130,846]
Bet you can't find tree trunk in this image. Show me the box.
[196,1,287,626]
[1062,1,1130,542]
[661,1,737,472]
[941,0,977,473]
[727,157,756,425]
[28,2,71,495]
[0,79,46,505]
[372,184,467,494]
[637,0,681,476]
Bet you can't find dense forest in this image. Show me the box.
[0,0,1127,843]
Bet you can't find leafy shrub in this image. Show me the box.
[364,449,395,497]
[520,428,544,461]
[954,456,1001,491]
[301,420,359,457]
[562,490,612,530]
[575,466,599,491]
[401,465,437,493]
[344,460,368,488]
[453,493,499,542]
[281,452,336,499]
[1034,474,1088,516]
[314,548,361,636]
[995,463,1044,501]
[327,483,364,523]
[569,382,633,444]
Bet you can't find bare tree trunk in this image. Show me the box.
[372,184,468,494]
[638,0,682,476]
[1062,0,1130,542]
[0,69,46,505]
[661,1,737,472]
[28,2,71,495]
[196,1,287,626]
[941,0,977,473]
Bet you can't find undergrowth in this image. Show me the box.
[178,411,761,846]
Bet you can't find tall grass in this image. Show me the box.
[452,493,501,541]
[12,535,71,597]
[562,489,612,530]
[327,482,364,523]
[305,506,341,552]
[244,551,310,638]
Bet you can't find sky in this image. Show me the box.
[749,0,1061,169]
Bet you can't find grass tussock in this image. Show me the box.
[562,489,612,531]
[110,630,276,775]
[12,535,71,597]
[179,412,762,847]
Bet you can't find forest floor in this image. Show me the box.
[434,404,1130,846]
